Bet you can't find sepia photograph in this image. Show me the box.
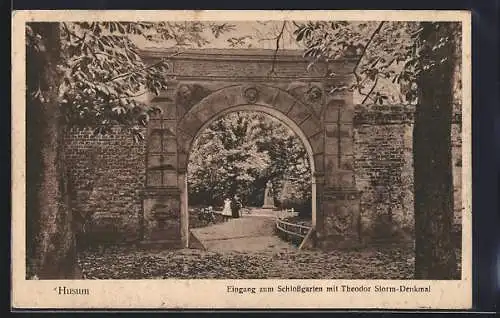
[12,10,471,309]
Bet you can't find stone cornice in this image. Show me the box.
[140,47,360,64]
[165,75,332,82]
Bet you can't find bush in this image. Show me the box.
[189,206,227,228]
[279,180,311,218]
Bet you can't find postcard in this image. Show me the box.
[12,10,471,309]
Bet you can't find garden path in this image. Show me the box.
[190,209,295,252]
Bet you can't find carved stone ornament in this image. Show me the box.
[306,85,323,104]
[333,205,351,234]
[176,84,192,105]
[242,86,259,104]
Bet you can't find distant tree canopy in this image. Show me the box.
[187,111,311,213]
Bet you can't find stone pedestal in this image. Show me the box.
[140,188,182,248]
[317,188,362,249]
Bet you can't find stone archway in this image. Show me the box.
[177,84,324,247]
[141,82,361,250]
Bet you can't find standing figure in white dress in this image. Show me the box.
[222,198,232,217]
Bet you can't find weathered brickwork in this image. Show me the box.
[64,127,147,244]
[62,49,463,247]
[64,107,462,245]
[353,104,462,241]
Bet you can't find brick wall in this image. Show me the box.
[62,105,463,245]
[353,104,462,241]
[64,127,147,244]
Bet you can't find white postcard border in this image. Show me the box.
[11,10,472,309]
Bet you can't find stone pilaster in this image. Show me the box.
[319,92,362,249]
[141,84,183,248]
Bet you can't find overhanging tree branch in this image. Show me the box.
[353,21,385,103]
[361,77,379,104]
[353,21,385,76]
[268,21,287,76]
[104,51,183,83]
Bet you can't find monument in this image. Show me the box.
[262,180,275,209]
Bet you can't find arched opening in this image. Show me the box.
[181,105,317,248]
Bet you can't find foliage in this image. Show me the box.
[78,245,428,279]
[189,207,227,229]
[188,112,270,205]
[279,179,311,215]
[188,112,311,207]
[292,20,462,278]
[26,21,234,140]
[227,35,253,48]
[293,21,462,105]
[198,206,216,224]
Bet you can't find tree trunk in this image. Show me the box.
[413,22,458,279]
[26,22,82,279]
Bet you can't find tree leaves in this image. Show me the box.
[43,22,171,133]
[188,112,311,207]
[210,23,236,38]
[77,245,417,279]
[374,92,389,105]
[227,36,253,48]
[27,21,234,139]
[292,20,459,105]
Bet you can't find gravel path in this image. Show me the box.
[190,213,294,252]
